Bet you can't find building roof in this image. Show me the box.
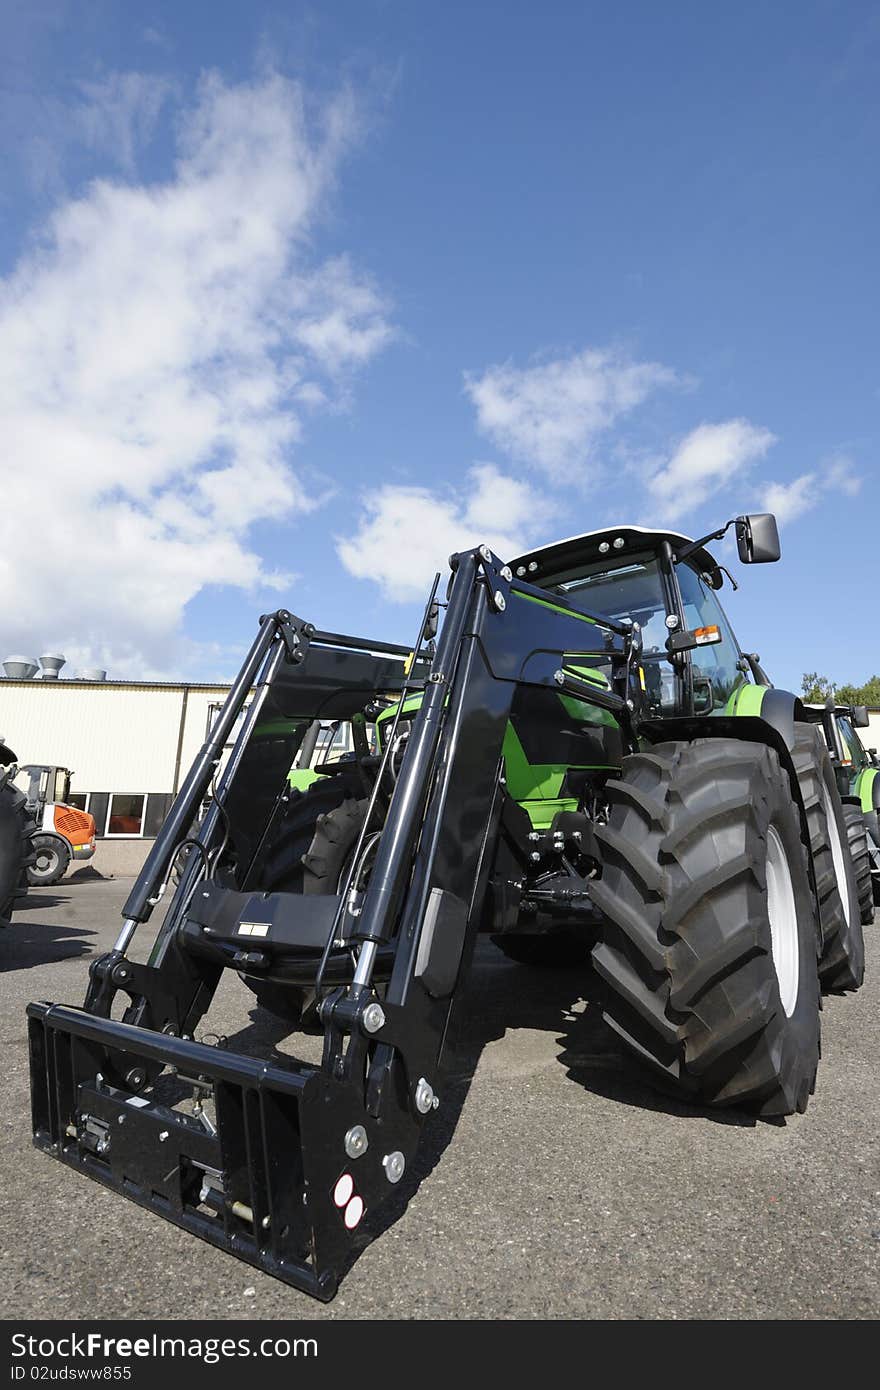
[0,678,234,692]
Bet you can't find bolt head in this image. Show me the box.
[500,565,513,581]
[362,1002,386,1034]
[414,1078,435,1114]
[344,1124,368,1159]
[530,851,541,862]
[493,590,506,611]
[383,1151,406,1184]
[479,544,492,561]
[554,669,565,685]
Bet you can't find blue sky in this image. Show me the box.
[1,1,877,692]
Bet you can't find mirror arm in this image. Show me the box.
[672,520,734,565]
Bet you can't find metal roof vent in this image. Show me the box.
[76,667,108,682]
[3,656,39,680]
[38,653,66,681]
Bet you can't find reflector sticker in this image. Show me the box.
[344,1195,364,1229]
[333,1174,354,1208]
[694,625,721,645]
[237,922,270,937]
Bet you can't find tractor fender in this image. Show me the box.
[855,766,880,845]
[855,765,880,814]
[638,688,809,837]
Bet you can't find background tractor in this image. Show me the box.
[0,739,36,925]
[817,701,880,913]
[27,510,866,1300]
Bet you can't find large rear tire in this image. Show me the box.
[843,802,874,926]
[791,724,863,992]
[589,739,821,1116]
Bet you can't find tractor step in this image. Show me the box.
[27,1001,416,1300]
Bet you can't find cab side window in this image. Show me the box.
[676,564,748,712]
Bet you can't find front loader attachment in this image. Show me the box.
[28,1002,422,1300]
[26,548,634,1298]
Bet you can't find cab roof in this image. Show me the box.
[509,525,722,585]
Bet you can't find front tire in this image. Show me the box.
[589,739,821,1117]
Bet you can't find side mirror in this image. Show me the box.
[852,705,870,729]
[735,513,781,564]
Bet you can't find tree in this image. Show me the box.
[837,675,880,707]
[801,672,835,703]
[801,672,880,707]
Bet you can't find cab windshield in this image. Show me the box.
[550,554,748,713]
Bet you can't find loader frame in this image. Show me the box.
[28,546,638,1299]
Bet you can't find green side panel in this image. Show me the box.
[288,767,321,793]
[726,683,766,717]
[374,693,425,750]
[856,766,879,814]
[517,797,580,831]
[502,723,566,802]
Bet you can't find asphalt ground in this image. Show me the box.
[1,875,878,1320]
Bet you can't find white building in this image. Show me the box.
[0,676,242,848]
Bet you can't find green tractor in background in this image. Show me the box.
[819,701,880,913]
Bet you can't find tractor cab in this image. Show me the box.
[510,514,779,720]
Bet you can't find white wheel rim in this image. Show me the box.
[822,785,853,927]
[766,825,799,1017]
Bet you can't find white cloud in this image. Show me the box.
[760,473,819,524]
[760,454,863,526]
[0,71,392,676]
[464,348,680,479]
[76,71,173,171]
[646,419,776,517]
[824,454,863,497]
[336,465,555,602]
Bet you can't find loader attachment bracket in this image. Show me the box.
[27,1000,424,1301]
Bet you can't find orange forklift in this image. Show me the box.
[17,765,96,885]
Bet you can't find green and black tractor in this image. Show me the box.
[27,511,866,1300]
[0,739,35,927]
[816,700,880,913]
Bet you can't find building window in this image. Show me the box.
[106,793,146,836]
[66,793,88,812]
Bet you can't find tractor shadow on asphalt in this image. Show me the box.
[219,937,764,1285]
[0,907,96,972]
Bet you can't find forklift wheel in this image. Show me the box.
[27,834,70,887]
